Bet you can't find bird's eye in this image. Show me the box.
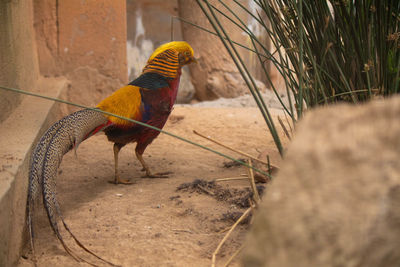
[185,51,191,56]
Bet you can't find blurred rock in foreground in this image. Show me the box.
[243,96,400,267]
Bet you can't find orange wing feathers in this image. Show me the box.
[96,85,143,127]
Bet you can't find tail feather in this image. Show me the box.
[29,119,66,204]
[28,117,68,259]
[29,109,119,266]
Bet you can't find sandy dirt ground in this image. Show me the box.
[17,106,284,267]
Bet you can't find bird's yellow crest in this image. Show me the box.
[148,41,194,62]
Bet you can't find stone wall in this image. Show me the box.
[0,1,128,265]
[0,0,40,123]
[33,0,128,110]
[0,1,52,265]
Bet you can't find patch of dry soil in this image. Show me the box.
[18,106,284,267]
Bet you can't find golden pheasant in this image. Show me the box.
[27,41,195,265]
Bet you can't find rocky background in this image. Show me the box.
[126,0,282,103]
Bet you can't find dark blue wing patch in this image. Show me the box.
[129,72,169,90]
[141,103,152,123]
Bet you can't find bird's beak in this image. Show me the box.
[190,56,198,64]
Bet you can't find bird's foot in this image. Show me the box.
[108,176,134,185]
[142,171,172,178]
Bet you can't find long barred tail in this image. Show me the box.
[28,116,68,260]
[27,109,118,266]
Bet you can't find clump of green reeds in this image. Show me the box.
[194,0,400,154]
[260,0,400,105]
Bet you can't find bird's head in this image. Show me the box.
[148,41,196,67]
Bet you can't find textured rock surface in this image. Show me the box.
[0,0,39,123]
[179,0,259,101]
[243,96,400,267]
[33,0,127,109]
[178,0,284,101]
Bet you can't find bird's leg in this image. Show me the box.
[110,143,133,184]
[135,150,171,178]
